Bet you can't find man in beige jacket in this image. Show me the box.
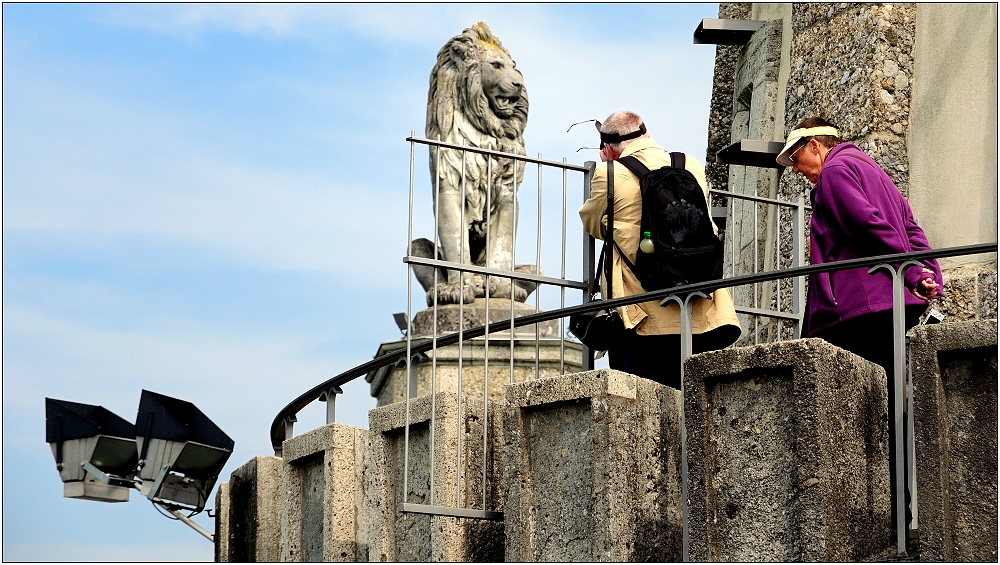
[579,111,741,389]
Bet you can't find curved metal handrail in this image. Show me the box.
[269,241,997,453]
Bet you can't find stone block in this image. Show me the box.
[215,482,230,562]
[280,424,370,562]
[909,320,998,562]
[366,392,504,562]
[684,339,891,561]
[217,456,283,562]
[503,369,683,562]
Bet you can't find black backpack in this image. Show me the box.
[615,152,724,290]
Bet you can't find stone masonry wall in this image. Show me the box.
[710,3,996,328]
[705,2,752,197]
[781,3,917,201]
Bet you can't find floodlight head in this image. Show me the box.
[393,312,409,335]
[45,398,138,502]
[134,390,234,511]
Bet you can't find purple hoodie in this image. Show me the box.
[804,143,942,336]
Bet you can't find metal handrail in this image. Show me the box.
[406,135,594,171]
[268,241,997,454]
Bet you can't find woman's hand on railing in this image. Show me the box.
[912,268,941,300]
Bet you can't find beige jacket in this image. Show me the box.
[578,137,741,336]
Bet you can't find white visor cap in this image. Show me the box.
[776,126,840,167]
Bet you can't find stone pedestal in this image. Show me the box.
[368,300,583,408]
[503,370,683,562]
[279,424,370,562]
[369,337,583,408]
[910,320,998,562]
[684,339,891,561]
[216,456,283,562]
[366,392,504,562]
[411,298,559,338]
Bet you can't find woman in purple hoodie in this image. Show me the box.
[777,116,943,525]
[777,117,942,376]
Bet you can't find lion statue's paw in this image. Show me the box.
[487,278,528,302]
[427,282,476,306]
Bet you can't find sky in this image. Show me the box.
[3,3,721,561]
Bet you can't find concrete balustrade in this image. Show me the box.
[910,320,998,562]
[279,424,370,562]
[683,339,892,561]
[215,327,1000,562]
[216,456,283,562]
[366,391,504,562]
[502,369,683,562]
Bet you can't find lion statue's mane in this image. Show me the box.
[416,22,530,305]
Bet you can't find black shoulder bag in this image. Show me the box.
[569,160,626,351]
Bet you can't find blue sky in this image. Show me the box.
[3,4,720,561]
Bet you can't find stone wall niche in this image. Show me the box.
[503,370,683,562]
[685,339,891,561]
[366,392,504,562]
[910,320,998,562]
[216,456,283,562]
[722,17,789,345]
[279,424,370,562]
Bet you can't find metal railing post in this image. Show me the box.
[663,290,708,563]
[906,335,919,529]
[581,161,596,371]
[870,259,922,556]
[319,385,344,425]
[791,196,806,338]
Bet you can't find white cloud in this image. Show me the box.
[3,302,376,450]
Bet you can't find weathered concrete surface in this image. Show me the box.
[910,4,997,268]
[503,369,683,562]
[929,264,999,323]
[216,456,283,562]
[215,482,230,562]
[685,339,891,561]
[280,424,370,562]
[910,320,998,562]
[366,392,504,562]
[368,336,582,407]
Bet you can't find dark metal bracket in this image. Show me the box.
[715,140,785,169]
[694,18,766,45]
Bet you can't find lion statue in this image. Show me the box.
[411,22,532,306]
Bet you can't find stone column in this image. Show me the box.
[503,369,683,561]
[216,456,283,562]
[684,339,891,561]
[910,320,998,562]
[366,392,504,562]
[279,424,370,562]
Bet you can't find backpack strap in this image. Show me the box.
[616,155,649,178]
[604,159,615,300]
[670,152,686,169]
[619,152,687,174]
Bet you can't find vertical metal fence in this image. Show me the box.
[399,134,594,519]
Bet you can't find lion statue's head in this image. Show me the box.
[426,21,528,151]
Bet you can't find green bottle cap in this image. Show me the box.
[643,231,651,238]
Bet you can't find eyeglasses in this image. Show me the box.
[788,140,810,164]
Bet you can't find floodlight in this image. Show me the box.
[134,390,234,512]
[393,312,410,335]
[45,398,138,503]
